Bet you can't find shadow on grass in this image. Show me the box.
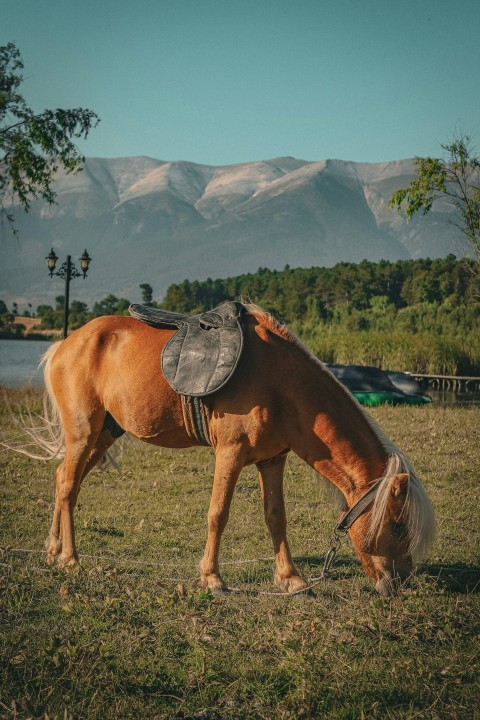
[294,554,359,578]
[293,555,480,594]
[418,561,480,593]
[85,524,125,537]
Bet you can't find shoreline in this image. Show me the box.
[0,334,59,341]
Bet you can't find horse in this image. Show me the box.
[13,303,435,596]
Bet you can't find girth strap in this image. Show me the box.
[181,395,212,447]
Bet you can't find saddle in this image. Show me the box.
[129,300,245,397]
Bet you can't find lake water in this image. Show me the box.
[0,339,52,387]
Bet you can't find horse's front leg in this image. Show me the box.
[199,447,243,593]
[257,454,308,593]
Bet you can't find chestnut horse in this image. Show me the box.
[22,304,435,595]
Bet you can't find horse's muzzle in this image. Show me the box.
[375,569,410,597]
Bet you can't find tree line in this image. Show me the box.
[161,255,477,317]
[0,284,154,337]
[161,255,480,376]
[2,258,479,375]
[0,294,131,337]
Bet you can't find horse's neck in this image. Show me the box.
[282,349,387,501]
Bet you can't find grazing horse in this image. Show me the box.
[21,304,435,595]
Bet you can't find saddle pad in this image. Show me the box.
[161,301,245,396]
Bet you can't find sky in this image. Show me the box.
[3,0,480,167]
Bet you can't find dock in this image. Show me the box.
[412,374,480,392]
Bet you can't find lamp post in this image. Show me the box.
[45,249,92,338]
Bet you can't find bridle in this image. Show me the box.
[322,475,384,577]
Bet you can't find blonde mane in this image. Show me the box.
[245,303,297,343]
[359,410,436,559]
[367,451,436,559]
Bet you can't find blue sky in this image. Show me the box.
[3,0,480,165]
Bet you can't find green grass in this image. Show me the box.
[1,388,479,719]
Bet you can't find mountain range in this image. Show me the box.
[0,155,465,309]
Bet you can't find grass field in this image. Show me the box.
[1,387,479,719]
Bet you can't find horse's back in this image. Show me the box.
[51,315,170,382]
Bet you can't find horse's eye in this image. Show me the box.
[392,522,406,538]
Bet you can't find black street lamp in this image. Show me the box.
[45,249,92,338]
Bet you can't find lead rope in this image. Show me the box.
[321,527,348,578]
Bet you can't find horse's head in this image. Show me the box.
[347,465,435,596]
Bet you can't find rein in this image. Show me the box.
[322,475,384,577]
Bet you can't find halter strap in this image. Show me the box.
[322,475,386,578]
[335,475,384,532]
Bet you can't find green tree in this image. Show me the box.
[389,133,480,264]
[0,310,14,325]
[0,42,99,232]
[36,303,62,330]
[92,294,130,316]
[69,300,90,329]
[139,283,153,304]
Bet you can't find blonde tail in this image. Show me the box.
[1,340,66,461]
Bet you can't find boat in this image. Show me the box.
[326,364,432,407]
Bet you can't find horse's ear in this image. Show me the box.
[391,473,409,498]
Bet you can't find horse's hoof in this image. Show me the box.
[57,555,79,568]
[199,574,228,594]
[275,573,308,594]
[210,585,230,596]
[45,536,62,564]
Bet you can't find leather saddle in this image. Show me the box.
[129,300,245,397]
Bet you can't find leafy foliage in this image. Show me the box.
[0,43,99,231]
[30,294,131,332]
[91,294,130,317]
[139,283,154,305]
[161,255,478,318]
[389,134,480,263]
[160,256,480,374]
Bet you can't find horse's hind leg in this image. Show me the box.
[257,454,307,593]
[46,415,116,566]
